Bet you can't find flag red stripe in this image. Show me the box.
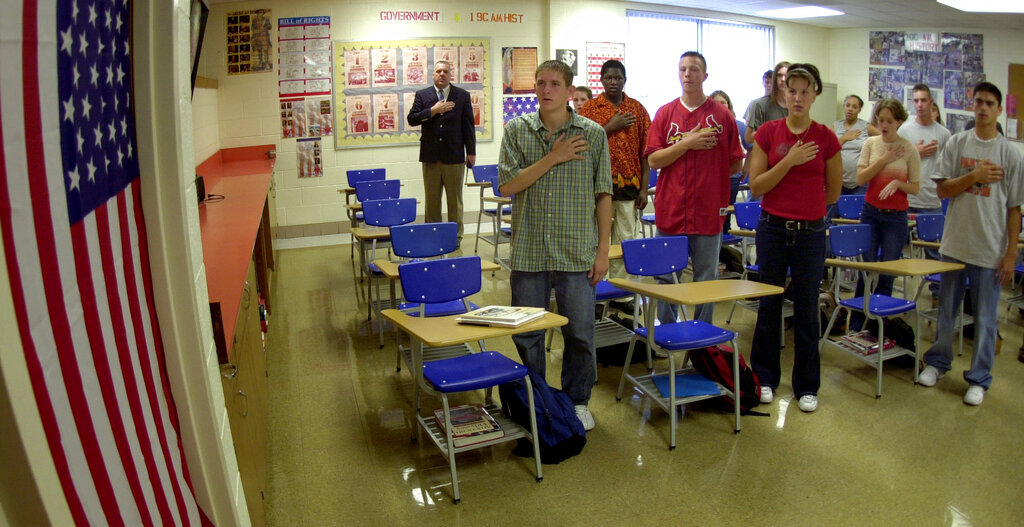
[21,2,122,524]
[129,179,211,526]
[111,193,185,524]
[70,216,155,525]
[0,100,90,526]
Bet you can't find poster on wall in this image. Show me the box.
[227,10,273,75]
[307,96,333,137]
[333,37,492,149]
[278,17,332,97]
[557,49,578,76]
[434,46,460,79]
[586,42,624,96]
[865,30,983,125]
[280,98,301,138]
[460,46,484,83]
[402,46,428,85]
[345,49,370,87]
[296,138,323,178]
[503,95,539,124]
[502,47,537,94]
[347,95,371,135]
[371,48,398,87]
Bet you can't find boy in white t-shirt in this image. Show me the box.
[918,82,1023,406]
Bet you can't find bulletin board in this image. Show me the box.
[332,37,492,149]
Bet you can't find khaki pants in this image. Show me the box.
[422,162,466,238]
[609,199,638,279]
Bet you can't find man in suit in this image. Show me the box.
[407,60,476,240]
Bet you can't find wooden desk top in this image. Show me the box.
[608,244,622,260]
[609,278,783,305]
[825,258,964,276]
[832,218,860,224]
[467,181,491,187]
[911,240,941,249]
[373,258,501,279]
[728,228,756,238]
[197,145,276,360]
[382,310,568,348]
[482,196,512,204]
[350,226,391,240]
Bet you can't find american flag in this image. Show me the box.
[0,1,204,525]
[503,95,539,124]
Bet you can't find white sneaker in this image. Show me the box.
[964,385,985,406]
[575,404,595,431]
[798,395,818,413]
[759,386,773,404]
[918,365,944,387]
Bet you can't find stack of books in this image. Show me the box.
[841,330,896,355]
[433,404,504,447]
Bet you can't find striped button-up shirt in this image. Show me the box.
[499,111,613,272]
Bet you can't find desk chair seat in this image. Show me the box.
[820,225,920,398]
[615,236,742,449]
[423,351,529,392]
[635,320,734,350]
[838,294,915,317]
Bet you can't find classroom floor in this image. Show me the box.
[262,239,1024,526]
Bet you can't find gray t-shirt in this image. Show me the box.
[936,131,1024,268]
[834,119,870,189]
[899,119,951,209]
[744,95,788,132]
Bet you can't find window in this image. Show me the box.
[625,10,774,122]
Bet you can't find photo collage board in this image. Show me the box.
[868,31,985,134]
[332,38,492,149]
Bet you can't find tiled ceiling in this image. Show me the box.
[630,0,1024,29]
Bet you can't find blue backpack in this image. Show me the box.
[499,370,587,464]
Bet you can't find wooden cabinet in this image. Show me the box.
[221,258,267,527]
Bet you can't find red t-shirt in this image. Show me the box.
[645,97,744,235]
[754,119,841,220]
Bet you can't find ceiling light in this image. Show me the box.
[937,0,1024,12]
[755,6,844,19]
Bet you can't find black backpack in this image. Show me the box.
[688,345,767,416]
[499,370,586,464]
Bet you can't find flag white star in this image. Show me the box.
[117,148,124,167]
[88,4,97,25]
[108,121,116,142]
[120,117,127,136]
[90,64,99,86]
[68,167,80,191]
[105,65,113,86]
[115,12,122,31]
[63,97,75,122]
[104,155,110,172]
[60,27,73,55]
[104,9,111,28]
[97,39,105,56]
[81,95,92,119]
[76,129,84,153]
[86,159,97,182]
[94,124,103,147]
[72,63,80,87]
[109,37,116,57]
[113,94,118,112]
[116,65,125,85]
[127,142,133,159]
[79,32,89,55]
[72,0,79,20]
[101,97,106,111]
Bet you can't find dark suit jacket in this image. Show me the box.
[407,84,476,164]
